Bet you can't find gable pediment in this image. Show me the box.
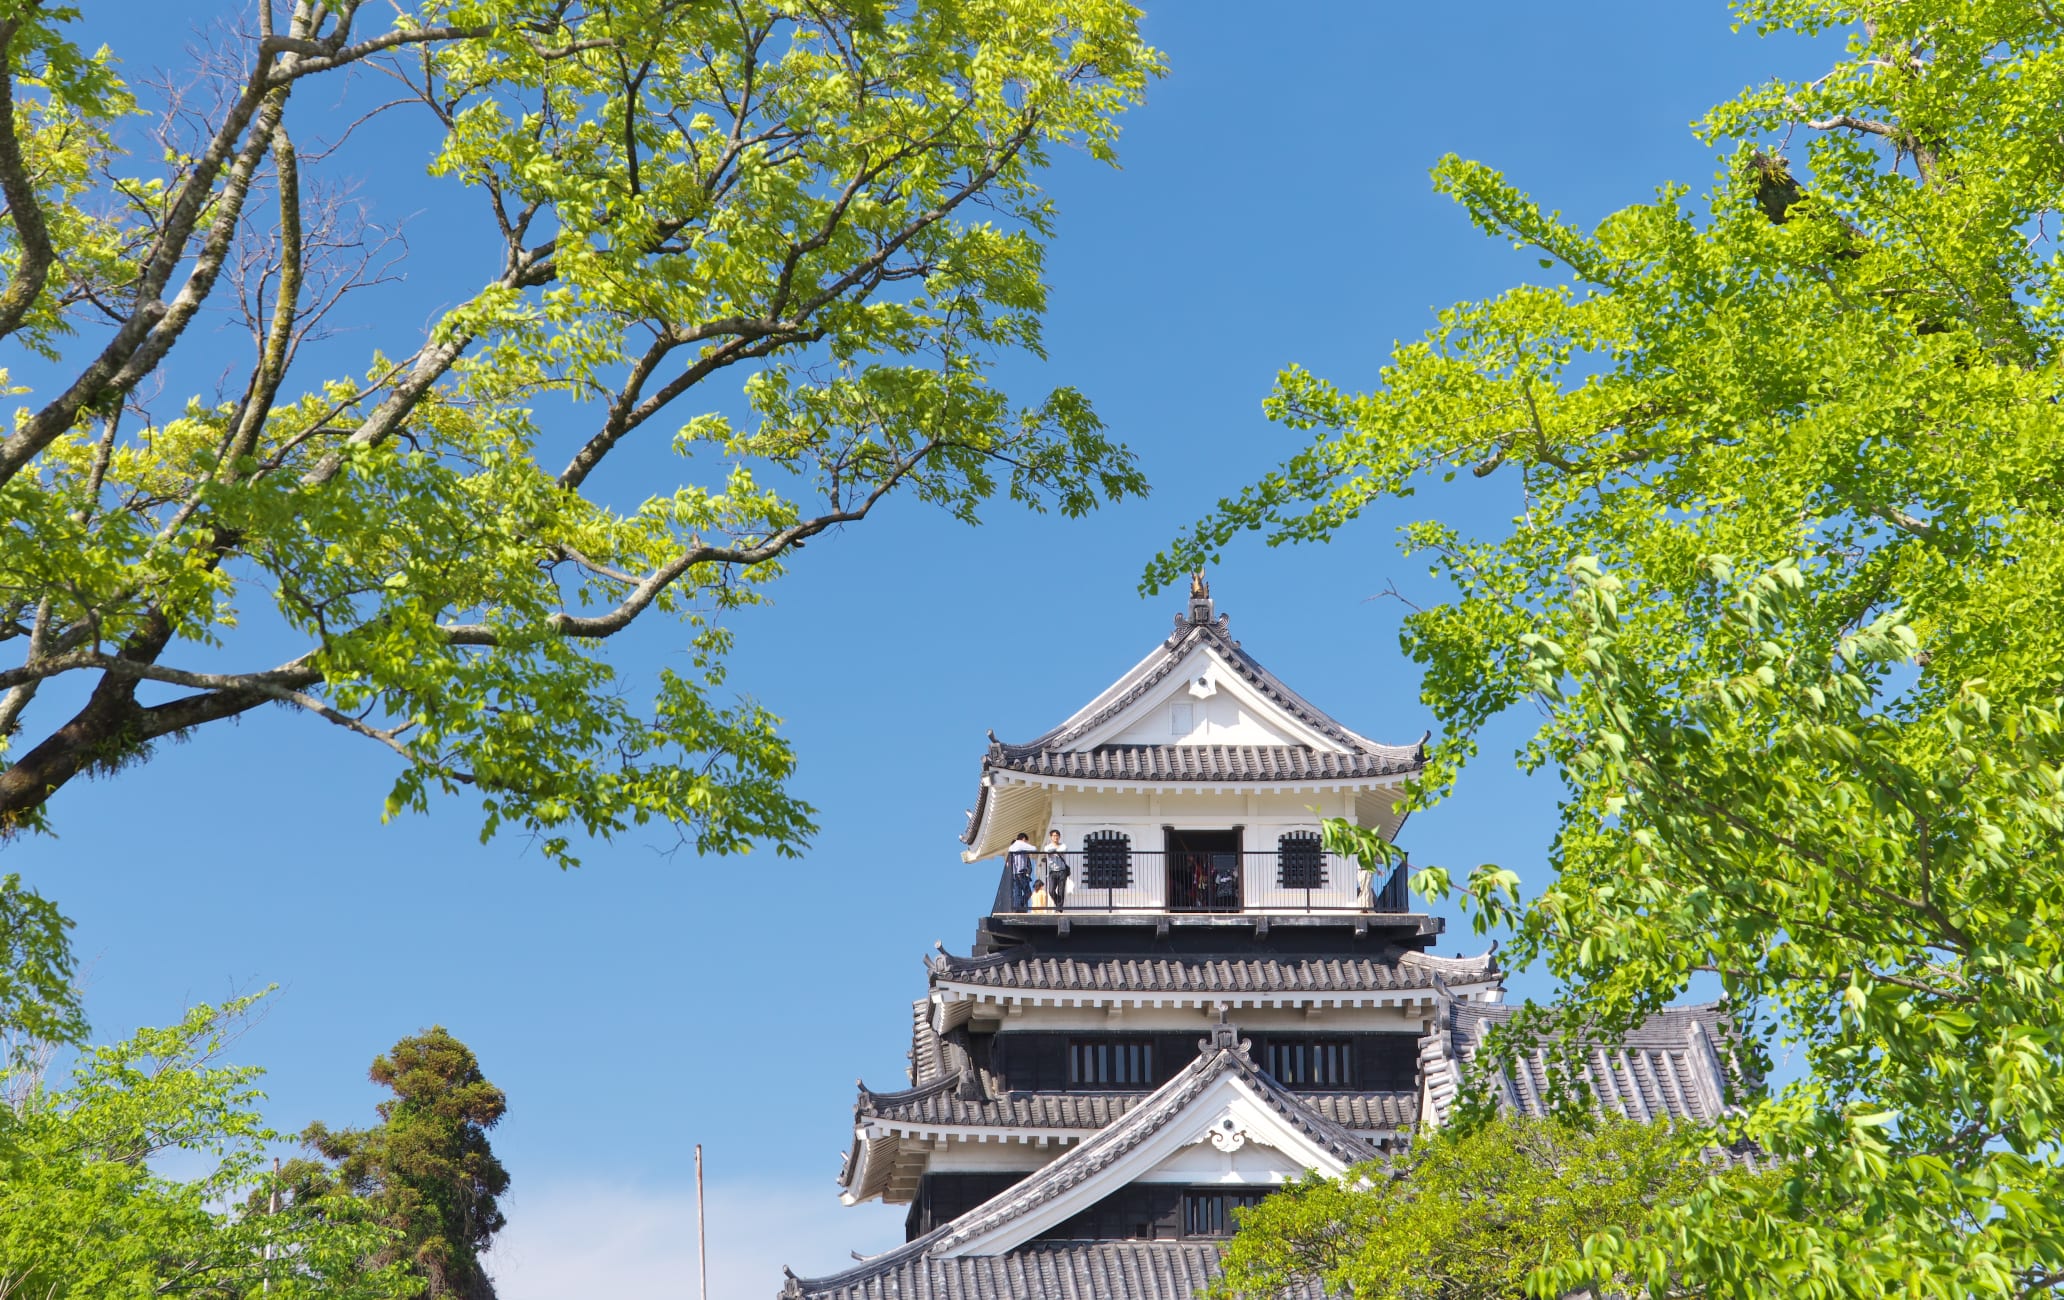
[932,1048,1368,1258]
[961,584,1428,855]
[1071,641,1336,752]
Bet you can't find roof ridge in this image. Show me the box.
[805,1045,1248,1291]
[782,1222,953,1296]
[855,1072,961,1108]
[799,1038,1384,1296]
[933,948,1018,974]
[984,616,1421,760]
[930,949,1503,996]
[1399,947,1499,973]
[787,1240,1273,1300]
[926,1047,1236,1251]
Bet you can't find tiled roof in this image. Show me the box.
[986,742,1419,782]
[861,1083,1131,1131]
[963,592,1425,846]
[858,1083,1416,1134]
[994,598,1407,760]
[931,947,1499,996]
[933,1038,1364,1246]
[802,1036,1371,1298]
[780,1240,1325,1300]
[1422,1000,1743,1128]
[1309,1090,1418,1129]
[910,1000,957,1086]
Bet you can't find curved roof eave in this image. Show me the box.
[789,1038,1375,1293]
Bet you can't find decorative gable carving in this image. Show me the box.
[928,1035,1371,1258]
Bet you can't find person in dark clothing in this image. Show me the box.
[1043,829,1070,910]
[1006,832,1036,911]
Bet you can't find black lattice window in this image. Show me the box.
[1183,1190,1267,1238]
[1265,1037,1356,1087]
[1277,831,1326,889]
[1083,831,1132,889]
[1069,1038,1155,1087]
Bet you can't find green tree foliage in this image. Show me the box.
[279,1028,508,1299]
[0,1,1159,862]
[1212,1117,1718,1300]
[0,997,411,1299]
[1158,2,2064,1293]
[0,873,81,1050]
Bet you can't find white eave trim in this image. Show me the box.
[859,1119,1098,1146]
[856,1116,1407,1148]
[984,768,1416,796]
[936,978,1505,1013]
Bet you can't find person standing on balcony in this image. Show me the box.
[1028,878,1055,911]
[1007,832,1037,911]
[1043,830,1070,910]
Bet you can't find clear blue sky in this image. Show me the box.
[10,4,1831,1292]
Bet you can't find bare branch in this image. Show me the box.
[1805,113,1899,137]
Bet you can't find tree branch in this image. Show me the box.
[556,110,1041,489]
[470,439,941,644]
[0,15,58,341]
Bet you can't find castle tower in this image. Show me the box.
[779,582,1736,1299]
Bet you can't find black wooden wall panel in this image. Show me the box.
[984,1030,1421,1092]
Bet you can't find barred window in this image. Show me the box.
[1265,1037,1355,1087]
[1068,1038,1155,1087]
[1183,1190,1267,1238]
[1083,830,1132,889]
[1277,831,1326,889]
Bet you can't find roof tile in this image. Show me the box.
[784,1242,1324,1300]
[932,947,1499,996]
[860,1085,1416,1133]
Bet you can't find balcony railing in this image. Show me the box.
[987,849,1412,917]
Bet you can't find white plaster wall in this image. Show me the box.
[1106,692,1301,748]
[925,1142,1070,1173]
[1135,1140,1315,1184]
[1046,788,1343,849]
[1084,645,1334,751]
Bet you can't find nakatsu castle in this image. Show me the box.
[779,579,1738,1300]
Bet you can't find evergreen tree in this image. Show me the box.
[290,1029,509,1300]
[0,997,409,1300]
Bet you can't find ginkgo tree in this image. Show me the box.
[1159,1,2064,1294]
[0,0,1157,862]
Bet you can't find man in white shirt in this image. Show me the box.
[1006,832,1037,910]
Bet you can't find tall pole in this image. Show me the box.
[695,1143,709,1300]
[264,1155,280,1294]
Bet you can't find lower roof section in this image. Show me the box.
[933,944,1497,1001]
[974,910,1444,955]
[861,1084,1418,1135]
[813,1028,1370,1292]
[780,1241,1322,1300]
[1420,1000,1742,1129]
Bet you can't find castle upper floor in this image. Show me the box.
[960,577,1431,936]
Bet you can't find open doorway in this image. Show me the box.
[1164,828,1241,912]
